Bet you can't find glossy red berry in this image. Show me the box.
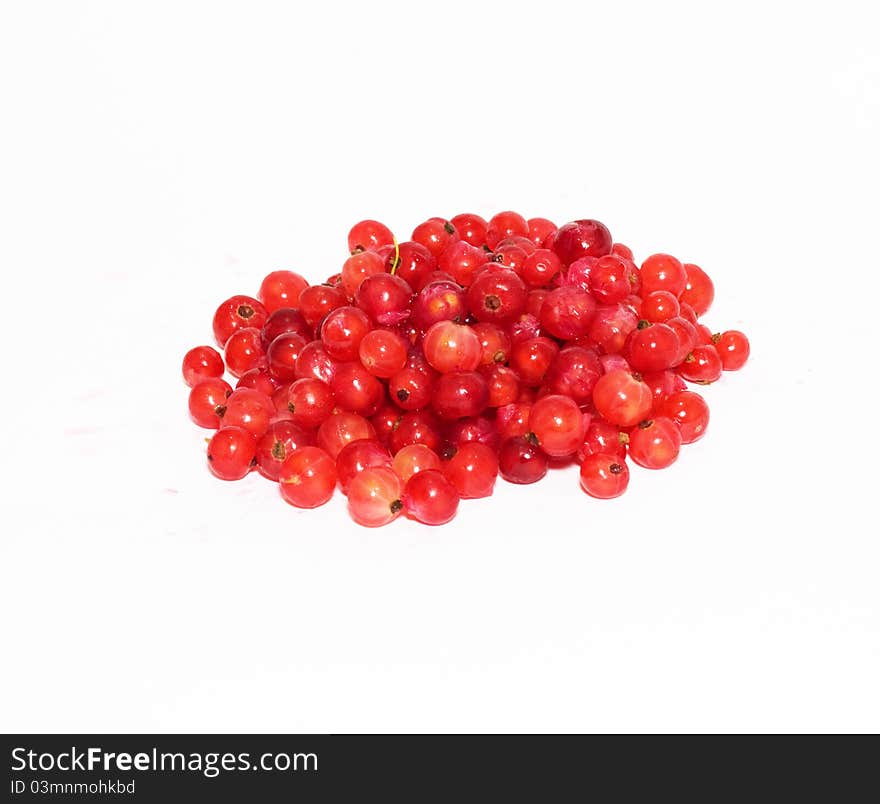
[389,366,436,411]
[657,390,710,444]
[335,439,393,493]
[295,341,338,384]
[355,272,413,326]
[347,466,404,527]
[341,250,386,299]
[287,378,335,429]
[348,219,394,254]
[485,211,529,249]
[212,295,268,348]
[221,387,274,438]
[520,248,563,288]
[640,290,680,323]
[402,469,459,525]
[182,345,224,387]
[509,337,559,387]
[389,410,442,455]
[388,241,436,291]
[393,444,442,484]
[713,330,750,370]
[449,213,488,247]
[255,420,314,481]
[579,454,629,499]
[588,303,640,354]
[545,346,601,404]
[207,426,256,480]
[437,240,489,287]
[680,263,715,317]
[578,419,627,462]
[640,254,687,297]
[498,436,548,484]
[628,417,682,469]
[298,284,346,330]
[237,368,277,397]
[484,364,520,407]
[551,219,613,266]
[679,344,723,384]
[592,370,653,427]
[466,268,527,323]
[317,412,376,460]
[528,394,586,458]
[411,279,466,330]
[412,217,459,258]
[422,321,482,373]
[320,306,371,362]
[540,286,596,339]
[626,322,681,373]
[358,329,408,378]
[266,332,308,383]
[224,327,266,378]
[258,271,309,314]
[188,378,233,429]
[260,308,312,351]
[442,442,498,499]
[432,371,489,420]
[526,217,557,247]
[330,361,384,416]
[279,446,337,508]
[589,254,632,304]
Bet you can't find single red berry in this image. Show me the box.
[551,219,613,266]
[528,394,586,458]
[347,466,404,527]
[213,295,268,348]
[355,272,413,326]
[496,402,532,441]
[317,411,376,459]
[443,415,500,453]
[358,329,408,378]
[540,286,596,340]
[544,346,602,405]
[411,279,466,330]
[483,364,520,407]
[579,454,629,499]
[389,365,436,411]
[492,242,530,274]
[255,420,314,481]
[713,330,750,370]
[370,403,403,447]
[389,410,443,455]
[258,271,309,314]
[221,387,274,439]
[450,213,488,247]
[347,219,394,254]
[207,426,256,481]
[526,217,557,248]
[442,442,498,499]
[509,336,559,387]
[260,308,312,351]
[330,361,384,416]
[402,469,459,525]
[279,446,337,508]
[182,345,224,387]
[393,444,442,484]
[680,263,715,317]
[679,344,723,384]
[657,390,710,444]
[640,290,680,323]
[295,341,339,385]
[577,419,627,462]
[320,306,371,362]
[666,316,699,364]
[642,370,686,406]
[520,248,563,288]
[611,243,634,261]
[432,371,489,420]
[188,378,233,429]
[224,327,266,378]
[640,254,687,297]
[466,268,527,324]
[437,240,489,287]
[341,250,386,299]
[592,370,653,427]
[485,211,529,249]
[236,368,277,397]
[628,417,682,469]
[266,332,308,383]
[287,377,335,429]
[336,439,393,493]
[422,320,482,373]
[625,322,681,373]
[387,241,436,291]
[412,217,459,258]
[589,254,632,304]
[498,435,548,484]
[588,303,640,354]
[298,284,346,330]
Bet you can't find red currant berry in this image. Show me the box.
[592,370,653,427]
[330,361,384,416]
[236,368,277,397]
[348,219,394,254]
[317,412,376,459]
[485,211,529,249]
[498,435,548,484]
[640,290,680,323]
[680,263,715,317]
[182,345,224,387]
[260,308,312,351]
[336,439,393,493]
[432,371,489,420]
[341,250,386,299]
[212,295,268,348]
[422,321,482,373]
[320,306,371,362]
[224,327,266,378]
[466,268,527,324]
[577,419,627,462]
[625,322,681,373]
[298,284,346,330]
[412,218,459,258]
[207,426,256,480]
[484,364,520,407]
[545,346,602,404]
[287,378,335,429]
[520,248,563,288]
[496,402,531,441]
[411,279,466,330]
[347,466,403,527]
[526,217,557,247]
[188,378,232,428]
[579,454,629,499]
[258,271,309,314]
[443,415,500,452]
[403,469,459,525]
[387,241,436,291]
[358,329,408,378]
[657,390,710,443]
[437,240,489,287]
[589,254,632,304]
[389,410,442,454]
[353,272,412,327]
[713,330,750,370]
[266,332,308,383]
[255,420,314,481]
[221,387,274,439]
[628,417,682,469]
[540,286,596,340]
[551,219,613,265]
[640,254,687,297]
[449,213,488,247]
[528,394,586,458]
[279,446,337,508]
[442,442,498,499]
[370,403,402,447]
[393,444,441,483]
[588,303,640,354]
[679,344,723,384]
[509,336,559,387]
[611,243,634,260]
[389,366,436,411]
[295,341,339,384]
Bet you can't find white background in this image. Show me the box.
[1,0,878,733]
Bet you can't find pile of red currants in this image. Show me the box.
[183,213,749,527]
